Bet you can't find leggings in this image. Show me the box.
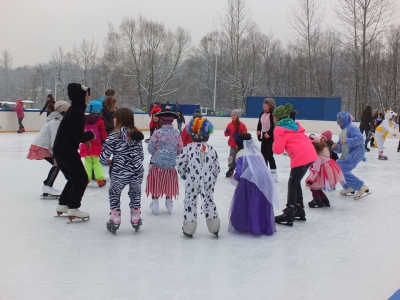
[43,157,60,187]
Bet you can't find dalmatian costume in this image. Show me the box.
[177,117,220,237]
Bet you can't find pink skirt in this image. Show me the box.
[146,165,179,200]
[305,159,345,190]
[27,145,52,160]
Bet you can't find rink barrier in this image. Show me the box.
[0,110,395,139]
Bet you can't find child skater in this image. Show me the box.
[181,109,202,146]
[100,108,145,234]
[229,133,278,235]
[27,101,70,197]
[375,110,397,160]
[146,107,183,215]
[177,117,220,237]
[79,100,108,187]
[305,136,345,208]
[319,130,338,160]
[224,109,247,177]
[272,103,318,226]
[12,99,25,133]
[53,83,95,220]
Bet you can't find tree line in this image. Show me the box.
[0,0,398,118]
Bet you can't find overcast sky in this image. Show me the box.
[2,0,399,67]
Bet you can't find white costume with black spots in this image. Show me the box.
[177,142,220,222]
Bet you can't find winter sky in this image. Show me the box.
[2,0,400,67]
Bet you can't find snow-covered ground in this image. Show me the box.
[1,130,399,300]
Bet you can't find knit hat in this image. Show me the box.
[87,100,102,114]
[154,108,179,124]
[273,103,292,121]
[232,109,242,118]
[264,98,276,109]
[67,83,90,110]
[193,109,202,119]
[186,117,214,142]
[54,100,70,113]
[320,130,332,141]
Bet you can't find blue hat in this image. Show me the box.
[87,100,102,114]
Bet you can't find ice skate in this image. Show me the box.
[67,209,90,222]
[275,205,296,226]
[295,203,306,221]
[182,221,197,238]
[364,144,370,152]
[271,170,278,182]
[353,185,371,200]
[130,208,142,233]
[107,209,121,234]
[55,205,68,216]
[150,199,159,215]
[97,179,106,187]
[21,127,25,132]
[225,168,234,178]
[42,185,61,198]
[206,217,220,237]
[308,198,324,208]
[144,138,150,143]
[322,198,330,207]
[378,151,388,160]
[340,187,355,196]
[165,198,173,214]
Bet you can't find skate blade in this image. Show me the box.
[66,216,90,223]
[183,232,193,238]
[354,192,372,200]
[41,194,60,200]
[131,219,143,232]
[275,221,294,227]
[54,214,68,217]
[295,217,307,221]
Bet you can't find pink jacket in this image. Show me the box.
[306,147,330,182]
[272,122,317,168]
[12,102,25,118]
[224,121,247,148]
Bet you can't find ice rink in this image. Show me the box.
[1,130,400,300]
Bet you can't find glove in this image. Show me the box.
[180,175,186,180]
[225,129,230,134]
[257,136,262,142]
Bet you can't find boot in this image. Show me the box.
[370,137,375,148]
[182,221,197,237]
[206,217,220,237]
[107,209,121,234]
[225,168,234,178]
[67,208,90,221]
[353,184,370,200]
[295,203,306,221]
[275,205,296,226]
[56,205,68,216]
[322,198,330,207]
[150,199,159,215]
[165,198,173,213]
[378,151,388,160]
[97,179,106,187]
[364,144,370,152]
[308,198,324,208]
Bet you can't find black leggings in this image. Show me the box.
[43,157,60,187]
[260,135,276,169]
[287,163,313,206]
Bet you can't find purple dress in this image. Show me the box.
[229,140,278,235]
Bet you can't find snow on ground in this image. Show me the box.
[1,130,400,300]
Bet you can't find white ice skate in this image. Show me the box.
[206,217,221,237]
[42,186,61,198]
[67,209,90,222]
[165,198,173,214]
[340,187,355,196]
[378,151,388,160]
[182,221,197,238]
[55,205,68,216]
[150,199,159,215]
[353,185,371,200]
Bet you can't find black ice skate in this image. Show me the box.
[295,203,307,221]
[275,205,296,226]
[308,198,324,208]
[226,168,234,178]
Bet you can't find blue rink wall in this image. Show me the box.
[246,96,341,121]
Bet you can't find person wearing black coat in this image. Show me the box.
[53,83,95,220]
[39,94,56,116]
[359,106,373,151]
[256,98,278,182]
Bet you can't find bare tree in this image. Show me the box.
[72,39,98,84]
[0,50,14,100]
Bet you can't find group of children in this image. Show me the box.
[27,87,397,237]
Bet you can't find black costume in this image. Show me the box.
[53,84,94,209]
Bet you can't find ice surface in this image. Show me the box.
[1,130,400,300]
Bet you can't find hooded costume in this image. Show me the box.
[53,83,95,209]
[375,110,398,153]
[332,112,366,191]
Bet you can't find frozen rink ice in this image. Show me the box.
[1,130,400,300]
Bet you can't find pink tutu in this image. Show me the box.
[27,145,52,160]
[305,159,345,190]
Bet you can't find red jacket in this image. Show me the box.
[273,122,317,168]
[224,121,247,148]
[181,124,192,146]
[79,115,108,157]
[12,103,25,118]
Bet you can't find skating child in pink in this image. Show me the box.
[305,136,345,208]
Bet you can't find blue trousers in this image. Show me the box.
[337,159,364,191]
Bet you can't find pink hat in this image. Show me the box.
[320,130,332,141]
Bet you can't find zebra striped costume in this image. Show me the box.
[100,127,144,210]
